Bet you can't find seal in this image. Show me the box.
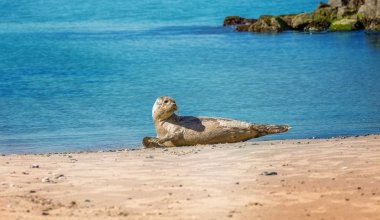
[142,96,290,148]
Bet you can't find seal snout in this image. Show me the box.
[172,102,177,110]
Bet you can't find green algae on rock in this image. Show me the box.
[330,18,363,31]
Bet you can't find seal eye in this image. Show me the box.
[164,100,169,104]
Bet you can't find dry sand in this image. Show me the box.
[1,135,380,220]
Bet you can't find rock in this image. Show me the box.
[348,0,366,11]
[249,15,289,32]
[260,171,278,176]
[224,0,378,32]
[358,0,380,20]
[337,6,359,18]
[329,0,364,10]
[53,173,65,179]
[328,0,346,7]
[279,14,297,27]
[330,18,363,30]
[292,13,314,30]
[223,16,257,26]
[313,6,338,23]
[31,164,39,168]
[317,2,332,9]
[235,25,250,32]
[223,16,244,26]
[304,21,331,31]
[367,18,380,31]
[291,6,338,31]
[41,177,50,183]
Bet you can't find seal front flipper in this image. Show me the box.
[142,137,166,148]
[157,132,181,144]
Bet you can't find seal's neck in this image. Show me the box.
[153,110,176,122]
[154,113,178,124]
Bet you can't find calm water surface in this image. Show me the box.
[1,0,380,153]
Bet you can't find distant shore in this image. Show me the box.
[1,134,380,220]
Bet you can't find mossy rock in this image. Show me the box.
[313,6,338,23]
[356,12,366,20]
[292,6,339,31]
[291,13,313,29]
[329,18,361,31]
[249,15,289,32]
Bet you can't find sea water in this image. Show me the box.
[1,0,380,154]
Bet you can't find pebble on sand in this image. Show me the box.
[31,164,39,168]
[41,177,50,183]
[260,171,278,176]
[53,173,65,179]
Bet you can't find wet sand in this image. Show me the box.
[1,135,380,220]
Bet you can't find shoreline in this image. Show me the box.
[2,133,379,156]
[1,134,380,219]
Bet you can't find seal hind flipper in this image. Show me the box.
[250,124,290,137]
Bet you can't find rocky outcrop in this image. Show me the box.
[224,0,380,32]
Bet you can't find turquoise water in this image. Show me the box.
[1,0,380,154]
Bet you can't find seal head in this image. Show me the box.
[152,96,177,121]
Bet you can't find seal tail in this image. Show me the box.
[250,124,291,137]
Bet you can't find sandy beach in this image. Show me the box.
[1,135,380,220]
